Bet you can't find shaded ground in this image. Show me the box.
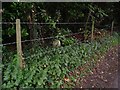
[75,45,119,89]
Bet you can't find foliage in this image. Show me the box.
[3,2,120,43]
[61,37,76,46]
[55,28,77,46]
[88,4,108,19]
[2,2,120,89]
[2,32,119,88]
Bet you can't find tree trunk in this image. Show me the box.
[38,24,45,46]
[32,4,37,40]
[27,13,34,47]
[28,4,37,47]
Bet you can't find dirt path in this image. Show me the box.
[75,45,119,89]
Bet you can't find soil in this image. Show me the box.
[75,45,120,89]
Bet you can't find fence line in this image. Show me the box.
[24,41,82,60]
[2,19,115,70]
[0,22,91,25]
[1,32,83,46]
[2,41,83,67]
[16,19,24,69]
[1,22,111,46]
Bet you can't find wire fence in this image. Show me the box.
[1,20,88,68]
[24,41,83,60]
[2,39,84,66]
[2,20,115,69]
[1,21,92,46]
[0,22,92,25]
[1,20,113,48]
[1,31,84,46]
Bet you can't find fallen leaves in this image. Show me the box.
[101,71,104,74]
[64,77,70,82]
[75,45,119,88]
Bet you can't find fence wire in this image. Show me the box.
[24,41,83,60]
[1,31,84,46]
[2,21,113,68]
[0,22,91,25]
[2,21,110,47]
[1,21,92,46]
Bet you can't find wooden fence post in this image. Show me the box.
[111,20,114,35]
[16,19,24,69]
[91,16,95,41]
[85,11,91,31]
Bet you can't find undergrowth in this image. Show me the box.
[1,32,119,89]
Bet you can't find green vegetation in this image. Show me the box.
[1,2,120,89]
[2,32,119,88]
[2,2,120,44]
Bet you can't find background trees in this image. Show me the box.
[2,2,120,45]
[2,2,120,88]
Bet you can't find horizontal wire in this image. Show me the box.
[0,42,16,46]
[0,22,91,25]
[24,41,82,60]
[2,41,82,64]
[1,32,83,46]
[1,24,110,46]
[2,41,83,66]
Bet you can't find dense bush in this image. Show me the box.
[2,32,119,88]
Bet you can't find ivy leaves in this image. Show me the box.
[2,32,119,88]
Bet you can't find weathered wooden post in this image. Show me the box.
[85,11,91,31]
[111,20,114,35]
[91,16,95,41]
[16,19,24,69]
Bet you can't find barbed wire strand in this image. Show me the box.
[2,41,85,67]
[24,41,82,60]
[0,22,91,25]
[2,41,82,67]
[1,32,83,46]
